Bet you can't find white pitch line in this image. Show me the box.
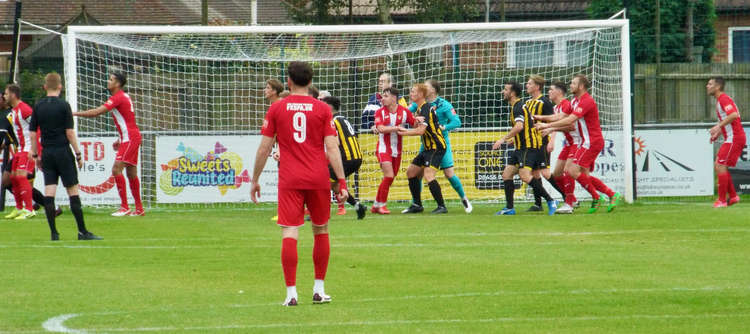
[42,312,750,333]
[41,314,83,334]
[1,228,748,248]
[0,237,744,250]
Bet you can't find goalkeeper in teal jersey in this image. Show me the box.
[404,79,472,213]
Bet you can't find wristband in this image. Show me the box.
[337,178,347,193]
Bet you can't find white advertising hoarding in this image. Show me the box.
[547,131,627,200]
[155,136,278,203]
[548,129,713,198]
[16,137,127,205]
[632,129,713,196]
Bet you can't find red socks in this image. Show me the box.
[575,173,600,200]
[12,175,33,211]
[10,176,22,210]
[128,176,143,211]
[114,174,129,209]
[281,238,298,287]
[718,172,729,202]
[728,175,737,199]
[590,176,615,198]
[557,173,577,205]
[376,177,394,204]
[313,233,330,280]
[281,234,329,288]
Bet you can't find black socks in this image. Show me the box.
[43,196,58,235]
[427,180,445,208]
[69,195,88,234]
[503,179,515,209]
[408,177,422,206]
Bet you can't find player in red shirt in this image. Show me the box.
[707,76,746,207]
[251,61,348,307]
[371,87,415,214]
[74,72,144,216]
[538,81,578,213]
[3,84,36,219]
[535,75,622,213]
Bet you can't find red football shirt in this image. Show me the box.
[261,94,337,190]
[554,99,577,146]
[374,105,415,158]
[104,90,141,142]
[715,93,745,143]
[571,92,604,150]
[12,101,33,152]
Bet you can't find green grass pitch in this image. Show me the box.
[1,200,749,333]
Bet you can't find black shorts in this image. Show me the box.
[542,149,551,169]
[508,148,545,170]
[41,146,79,187]
[329,159,362,180]
[412,149,446,170]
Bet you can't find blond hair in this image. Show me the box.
[45,72,62,90]
[413,83,428,99]
[528,74,545,90]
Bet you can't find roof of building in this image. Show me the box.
[0,0,293,31]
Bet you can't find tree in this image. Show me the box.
[284,0,482,25]
[589,0,716,63]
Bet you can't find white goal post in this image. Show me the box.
[63,20,633,206]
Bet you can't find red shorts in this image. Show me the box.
[558,144,573,161]
[716,141,744,167]
[277,188,331,227]
[11,152,35,174]
[377,153,401,177]
[116,138,141,166]
[572,145,599,171]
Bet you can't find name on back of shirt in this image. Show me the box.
[287,103,313,111]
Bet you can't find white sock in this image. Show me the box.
[372,201,382,208]
[313,279,325,294]
[286,286,298,300]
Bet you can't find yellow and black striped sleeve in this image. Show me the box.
[333,116,362,162]
[421,106,447,151]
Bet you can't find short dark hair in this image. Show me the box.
[550,80,567,94]
[111,71,127,87]
[505,81,522,98]
[382,86,399,97]
[266,78,284,95]
[321,96,340,112]
[5,84,21,99]
[288,61,313,87]
[574,74,590,90]
[308,85,319,99]
[426,79,440,95]
[710,76,725,91]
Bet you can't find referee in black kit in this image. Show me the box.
[29,73,100,241]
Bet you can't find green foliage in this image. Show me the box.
[589,0,716,63]
[410,0,482,23]
[283,0,351,25]
[17,70,47,106]
[285,0,482,25]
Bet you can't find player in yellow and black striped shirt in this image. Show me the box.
[523,74,565,211]
[321,96,366,220]
[398,84,447,214]
[492,81,556,216]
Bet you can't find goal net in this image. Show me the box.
[63,21,633,207]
